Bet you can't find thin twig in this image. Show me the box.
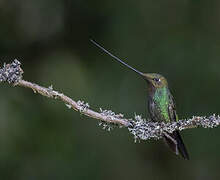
[1,60,220,141]
[17,79,131,127]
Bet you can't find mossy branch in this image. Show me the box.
[1,60,220,141]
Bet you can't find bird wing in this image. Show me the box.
[165,91,189,159]
[168,91,178,122]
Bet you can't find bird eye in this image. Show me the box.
[153,78,160,82]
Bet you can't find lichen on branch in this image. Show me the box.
[0,59,23,84]
[1,60,220,141]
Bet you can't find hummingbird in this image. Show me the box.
[91,39,189,160]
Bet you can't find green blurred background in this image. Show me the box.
[0,0,220,179]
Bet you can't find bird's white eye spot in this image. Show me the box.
[153,78,160,82]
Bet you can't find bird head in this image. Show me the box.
[142,73,168,88]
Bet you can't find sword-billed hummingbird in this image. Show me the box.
[91,39,189,160]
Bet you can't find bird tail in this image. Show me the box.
[163,130,189,160]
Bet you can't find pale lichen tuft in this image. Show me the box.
[77,100,90,112]
[0,59,23,84]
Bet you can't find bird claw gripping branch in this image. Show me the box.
[0,59,23,84]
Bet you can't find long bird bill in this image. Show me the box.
[90,39,145,78]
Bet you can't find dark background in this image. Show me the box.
[0,0,220,179]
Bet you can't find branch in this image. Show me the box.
[1,60,220,141]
